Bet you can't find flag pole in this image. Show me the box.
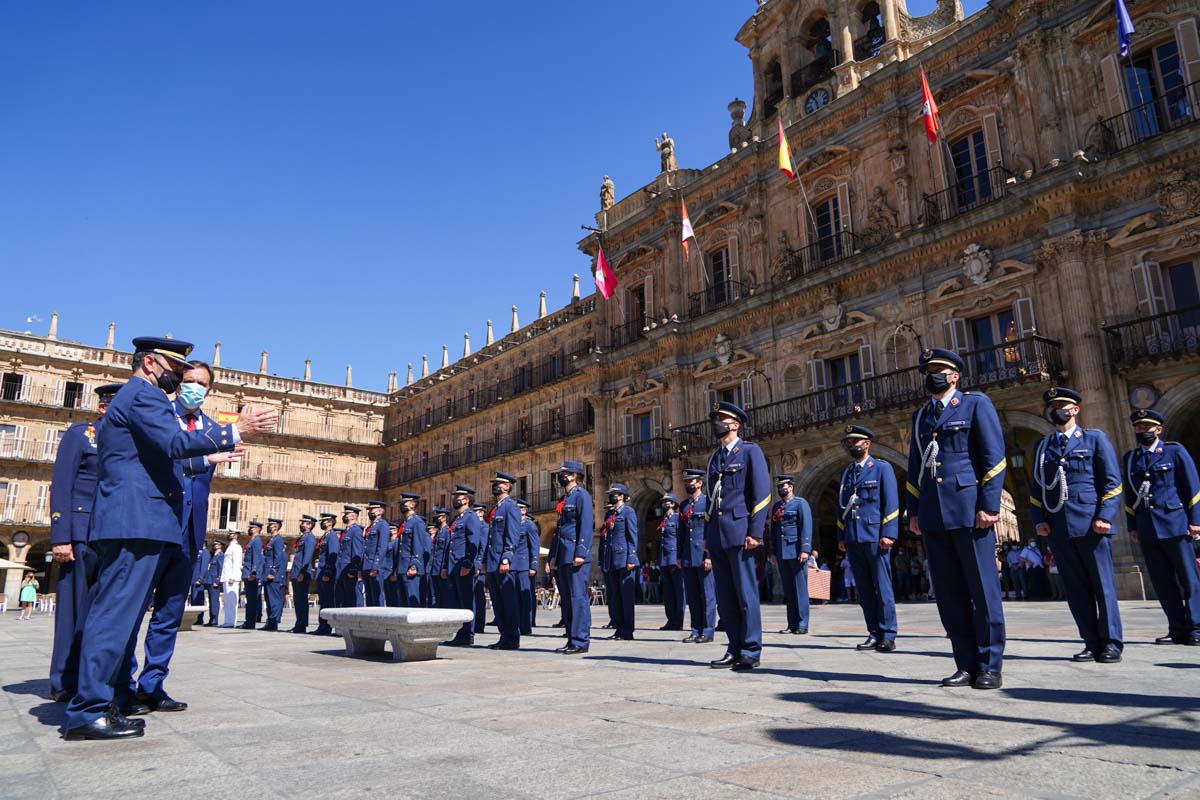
[782,110,820,239]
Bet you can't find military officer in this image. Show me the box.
[1124,409,1200,645]
[190,545,210,626]
[335,505,364,608]
[472,503,489,634]
[240,521,265,629]
[907,348,1007,689]
[837,426,899,652]
[64,336,273,740]
[48,383,120,702]
[600,483,639,641]
[310,513,339,635]
[380,523,398,606]
[657,494,685,632]
[444,485,486,646]
[428,509,451,607]
[679,469,715,643]
[422,520,438,605]
[549,461,592,654]
[705,402,770,671]
[288,515,317,632]
[1030,388,1124,662]
[261,518,287,631]
[360,500,390,607]
[204,541,223,627]
[515,499,539,634]
[485,472,524,649]
[393,493,427,606]
[769,475,813,636]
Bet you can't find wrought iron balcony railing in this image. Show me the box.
[917,165,1011,230]
[601,437,674,474]
[687,280,746,320]
[0,502,50,526]
[775,230,861,284]
[1104,304,1200,369]
[1094,78,1198,156]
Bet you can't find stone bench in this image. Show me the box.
[319,607,474,662]
[179,605,207,632]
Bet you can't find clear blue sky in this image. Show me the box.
[0,0,987,391]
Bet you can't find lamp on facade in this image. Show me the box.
[1007,444,1026,471]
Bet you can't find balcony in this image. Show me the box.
[917,165,1011,229]
[271,418,383,446]
[775,230,861,284]
[688,280,747,320]
[0,383,99,412]
[601,437,673,474]
[0,437,60,463]
[381,410,594,488]
[217,462,376,491]
[791,52,839,98]
[852,32,885,62]
[1095,78,1198,157]
[0,503,49,527]
[1104,304,1200,370]
[607,320,647,352]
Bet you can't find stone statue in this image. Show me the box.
[861,186,899,247]
[655,132,678,173]
[1084,115,1117,159]
[728,99,752,152]
[600,175,615,211]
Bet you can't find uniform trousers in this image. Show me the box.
[290,576,311,628]
[335,574,363,608]
[243,578,262,623]
[1049,531,1123,651]
[681,564,716,639]
[263,577,285,624]
[399,574,424,607]
[314,576,335,632]
[486,571,521,647]
[557,563,591,648]
[363,572,387,607]
[846,541,897,641]
[448,570,476,643]
[1139,534,1200,639]
[473,575,487,632]
[777,558,810,631]
[221,581,240,626]
[206,584,221,625]
[659,564,685,629]
[384,576,401,607]
[603,568,636,638]
[49,542,97,698]
[710,544,761,659]
[517,572,534,635]
[923,527,1005,674]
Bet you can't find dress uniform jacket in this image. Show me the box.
[599,505,639,572]
[362,518,390,574]
[289,532,316,581]
[191,548,211,602]
[551,487,593,565]
[658,513,679,567]
[770,497,813,560]
[430,525,450,577]
[678,494,708,567]
[448,511,486,574]
[336,524,364,577]
[838,459,900,545]
[1030,427,1123,537]
[241,534,264,582]
[263,534,287,581]
[486,497,525,646]
[399,515,430,574]
[521,519,540,573]
[678,493,716,640]
[316,531,339,580]
[203,551,224,586]
[704,440,771,552]
[485,498,522,572]
[49,420,103,547]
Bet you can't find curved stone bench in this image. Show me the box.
[180,605,207,632]
[319,607,474,662]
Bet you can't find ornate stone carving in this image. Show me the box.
[728,99,752,151]
[1083,115,1117,159]
[1156,170,1200,225]
[714,333,734,366]
[860,186,899,248]
[960,243,994,286]
[820,286,845,332]
[812,175,838,196]
[655,132,678,173]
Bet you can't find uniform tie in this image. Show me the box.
[854,463,862,481]
[185,413,197,431]
[1057,432,1068,453]
[933,399,944,418]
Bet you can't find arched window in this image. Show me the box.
[949,129,993,209]
[763,60,784,120]
[884,334,913,373]
[855,2,885,60]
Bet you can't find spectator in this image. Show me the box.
[1019,540,1044,600]
[1007,544,1026,600]
[842,552,856,603]
[999,548,1012,599]
[18,571,39,620]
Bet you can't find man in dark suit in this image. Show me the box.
[705,402,771,672]
[47,383,121,703]
[63,337,275,740]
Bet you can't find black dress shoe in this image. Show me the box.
[1071,648,1096,662]
[695,635,714,644]
[619,635,635,641]
[795,628,808,635]
[1154,634,1180,645]
[204,622,218,627]
[606,633,623,640]
[262,623,279,632]
[682,635,698,643]
[973,671,1002,690]
[551,621,565,628]
[778,628,798,635]
[856,637,879,651]
[659,624,673,631]
[715,621,725,632]
[137,693,188,712]
[311,626,333,636]
[941,670,975,687]
[49,690,72,703]
[731,655,760,671]
[1095,645,1122,663]
[119,702,151,718]
[561,645,589,654]
[287,627,304,634]
[875,640,896,653]
[1187,636,1200,646]
[710,654,736,669]
[240,623,256,630]
[487,619,498,627]
[64,711,145,741]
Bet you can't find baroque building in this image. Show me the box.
[3,0,1199,601]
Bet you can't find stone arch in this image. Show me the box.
[793,441,907,501]
[1151,373,1200,440]
[627,482,668,565]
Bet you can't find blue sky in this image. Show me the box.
[0,0,987,391]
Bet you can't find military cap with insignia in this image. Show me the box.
[247,520,263,530]
[301,514,317,523]
[267,517,283,526]
[471,503,487,512]
[433,507,449,516]
[319,512,337,520]
[606,482,630,497]
[491,471,518,484]
[343,505,361,513]
[843,425,874,440]
[1043,387,1082,407]
[555,460,585,474]
[1130,408,1165,425]
[683,468,706,479]
[399,492,420,501]
[514,498,529,509]
[775,474,794,486]
[94,383,123,400]
[452,484,476,496]
[131,336,194,368]
[709,400,748,424]
[367,500,386,509]
[662,493,678,504]
[919,347,965,373]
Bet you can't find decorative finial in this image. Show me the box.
[510,305,519,333]
[259,350,268,374]
[486,320,494,346]
[47,312,59,340]
[105,322,115,350]
[441,344,449,369]
[421,355,429,378]
[538,291,547,319]
[345,364,353,387]
[303,359,312,381]
[406,363,413,385]
[463,332,471,358]
[572,274,581,300]
[213,342,222,367]
[387,371,397,393]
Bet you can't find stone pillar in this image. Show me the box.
[345,364,353,388]
[213,342,222,367]
[104,322,115,350]
[441,345,449,370]
[259,351,268,375]
[1040,229,1144,599]
[420,356,429,379]
[406,363,413,386]
[486,320,494,346]
[510,306,520,333]
[303,359,312,381]
[882,0,900,42]
[463,332,471,358]
[538,292,548,319]
[572,274,581,301]
[48,312,59,340]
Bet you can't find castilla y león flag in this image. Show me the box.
[594,243,618,300]
[681,198,696,261]
[920,68,940,144]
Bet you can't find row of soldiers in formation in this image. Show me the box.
[46,338,1200,742]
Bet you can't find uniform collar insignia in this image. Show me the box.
[731,446,740,456]
[950,397,960,407]
[867,461,874,468]
[1156,448,1163,454]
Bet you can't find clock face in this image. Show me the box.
[806,88,830,114]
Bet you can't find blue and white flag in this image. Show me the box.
[1116,0,1136,57]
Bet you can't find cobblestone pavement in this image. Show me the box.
[2,600,1198,799]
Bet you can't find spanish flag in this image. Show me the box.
[216,410,240,425]
[777,117,795,180]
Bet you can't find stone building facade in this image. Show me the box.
[3,0,1199,601]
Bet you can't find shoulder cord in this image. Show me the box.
[1126,450,1152,511]
[839,465,858,520]
[1033,435,1067,514]
[913,405,939,489]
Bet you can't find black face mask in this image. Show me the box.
[557,474,571,487]
[924,372,951,395]
[608,495,620,506]
[1136,430,1158,446]
[711,420,733,439]
[155,364,183,394]
[453,498,469,509]
[491,485,504,496]
[341,515,350,524]
[846,445,867,459]
[1047,407,1073,426]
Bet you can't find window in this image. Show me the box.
[322,413,334,434]
[62,381,85,409]
[0,481,17,520]
[0,424,26,458]
[857,2,885,60]
[809,345,876,412]
[518,416,532,447]
[516,476,529,502]
[269,501,286,523]
[465,435,475,462]
[1124,39,1193,139]
[549,406,564,436]
[1165,261,1200,319]
[1,373,24,402]
[357,462,374,487]
[445,397,455,419]
[421,450,430,472]
[35,484,49,524]
[710,247,732,304]
[1135,260,1200,346]
[813,195,844,261]
[271,452,290,479]
[468,387,477,410]
[764,60,784,119]
[950,130,993,209]
[424,405,433,428]
[809,18,834,62]
[317,457,334,484]
[219,498,240,530]
[828,352,863,408]
[627,284,647,328]
[43,429,65,461]
[441,443,451,469]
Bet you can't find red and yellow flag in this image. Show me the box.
[594,244,618,300]
[777,117,795,180]
[216,410,240,425]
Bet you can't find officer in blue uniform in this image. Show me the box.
[657,494,685,631]
[1124,409,1200,646]
[361,500,390,607]
[288,515,317,632]
[64,336,270,740]
[679,469,715,643]
[261,519,287,631]
[600,483,639,641]
[485,472,524,649]
[335,505,364,608]
[203,541,223,627]
[445,485,486,646]
[310,514,339,635]
[1030,388,1124,663]
[396,493,429,606]
[423,520,440,604]
[190,545,211,626]
[515,499,539,634]
[837,426,899,652]
[381,523,399,606]
[428,508,450,607]
[241,521,264,628]
[769,475,812,635]
[906,348,1007,689]
[48,383,120,703]
[705,402,771,671]
[549,461,592,654]
[473,503,489,634]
